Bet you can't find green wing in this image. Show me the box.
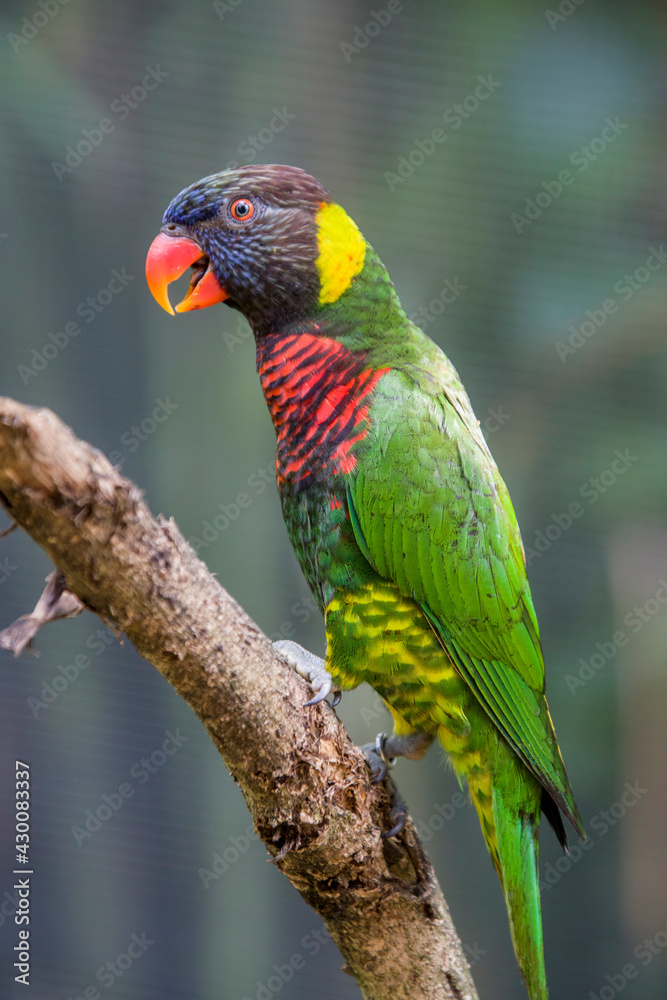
[348,355,583,835]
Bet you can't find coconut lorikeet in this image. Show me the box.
[146,164,585,1000]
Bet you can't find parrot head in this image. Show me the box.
[145,164,368,334]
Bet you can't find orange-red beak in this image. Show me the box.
[145,231,229,314]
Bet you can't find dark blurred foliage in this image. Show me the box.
[0,1,665,998]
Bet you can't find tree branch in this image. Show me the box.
[0,397,478,1000]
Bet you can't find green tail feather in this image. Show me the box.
[493,793,548,1000]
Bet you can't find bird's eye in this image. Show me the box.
[230,198,255,222]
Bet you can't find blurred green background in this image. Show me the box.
[1,1,666,998]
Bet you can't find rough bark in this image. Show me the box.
[0,397,478,1000]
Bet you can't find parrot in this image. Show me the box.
[145,164,585,1000]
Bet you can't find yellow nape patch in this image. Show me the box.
[315,202,366,304]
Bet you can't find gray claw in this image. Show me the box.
[305,675,332,706]
[361,732,410,838]
[375,732,397,768]
[274,639,336,707]
[383,801,408,839]
[361,738,392,783]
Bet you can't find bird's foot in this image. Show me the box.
[361,732,397,783]
[360,734,406,837]
[273,640,341,707]
[361,731,434,838]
